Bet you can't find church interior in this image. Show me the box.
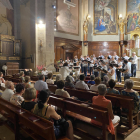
[0,0,140,140]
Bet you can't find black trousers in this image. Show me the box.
[116,70,121,82]
[124,74,130,81]
[131,64,136,77]
[83,67,87,76]
[90,67,93,75]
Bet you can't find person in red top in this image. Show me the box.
[91,84,120,134]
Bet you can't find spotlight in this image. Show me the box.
[52,5,56,9]
[54,28,56,31]
[39,20,43,24]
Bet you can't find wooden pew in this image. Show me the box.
[48,96,118,140]
[0,97,69,140]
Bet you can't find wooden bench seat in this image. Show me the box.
[48,96,118,140]
[0,97,69,140]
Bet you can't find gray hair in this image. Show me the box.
[66,76,72,83]
[125,79,134,89]
[98,84,107,96]
[103,75,109,82]
[5,81,13,89]
[56,74,62,81]
[90,75,95,81]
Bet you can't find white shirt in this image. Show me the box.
[75,81,89,90]
[90,85,98,92]
[82,60,88,67]
[42,70,48,75]
[2,89,14,101]
[34,80,48,91]
[108,68,115,80]
[59,66,71,80]
[123,56,129,60]
[90,60,94,67]
[46,79,54,84]
[132,55,137,64]
[108,55,112,59]
[114,55,119,61]
[118,62,122,69]
[124,63,131,74]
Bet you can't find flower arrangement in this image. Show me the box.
[37,65,44,75]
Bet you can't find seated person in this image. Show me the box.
[0,72,5,83]
[21,88,36,112]
[91,84,120,134]
[55,80,70,98]
[69,72,75,82]
[46,73,54,84]
[19,71,25,83]
[33,90,74,140]
[75,74,89,90]
[101,75,109,87]
[24,76,32,89]
[107,79,120,95]
[122,79,139,114]
[1,81,14,101]
[65,76,75,89]
[54,74,62,85]
[34,75,48,91]
[41,67,48,81]
[90,77,101,92]
[10,84,25,106]
[87,75,95,85]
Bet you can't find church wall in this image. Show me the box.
[54,0,83,41]
[20,0,36,70]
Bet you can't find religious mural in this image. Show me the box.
[93,0,118,35]
[56,0,79,35]
[126,0,140,33]
[0,0,14,36]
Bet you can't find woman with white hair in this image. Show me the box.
[1,81,14,101]
[54,74,62,85]
[65,76,75,88]
[91,84,120,135]
[122,79,139,113]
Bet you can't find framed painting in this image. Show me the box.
[0,0,14,36]
[93,0,118,35]
[56,0,79,35]
[126,0,140,34]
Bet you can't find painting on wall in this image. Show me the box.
[56,0,79,35]
[0,0,14,36]
[126,0,140,34]
[93,0,118,35]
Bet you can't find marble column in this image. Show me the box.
[36,0,55,72]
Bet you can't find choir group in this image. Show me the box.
[57,52,138,83]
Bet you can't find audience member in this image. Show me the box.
[87,75,95,85]
[41,67,48,81]
[46,73,54,84]
[10,84,25,105]
[107,79,120,95]
[19,71,25,83]
[91,84,120,134]
[90,77,101,92]
[122,79,139,113]
[65,76,75,88]
[101,75,109,87]
[1,81,14,101]
[69,72,74,82]
[54,74,62,85]
[21,88,36,112]
[0,72,5,83]
[75,74,89,90]
[24,76,31,89]
[33,90,74,140]
[55,80,70,98]
[34,75,48,91]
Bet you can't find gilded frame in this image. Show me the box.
[125,0,140,34]
[56,0,79,36]
[93,0,118,35]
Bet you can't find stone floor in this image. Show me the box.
[0,125,140,140]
